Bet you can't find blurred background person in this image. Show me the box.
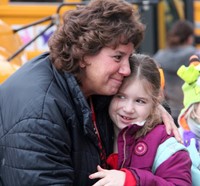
[154,20,197,127]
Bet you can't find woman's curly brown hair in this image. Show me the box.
[48,0,145,82]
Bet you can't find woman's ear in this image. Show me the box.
[79,61,86,68]
[80,56,90,68]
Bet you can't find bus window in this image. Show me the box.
[157,0,185,49]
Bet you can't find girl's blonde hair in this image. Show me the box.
[128,54,163,138]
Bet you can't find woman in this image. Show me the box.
[0,0,180,185]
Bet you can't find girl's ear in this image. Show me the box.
[158,89,165,103]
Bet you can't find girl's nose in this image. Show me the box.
[123,101,134,113]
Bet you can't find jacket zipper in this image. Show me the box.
[121,130,127,168]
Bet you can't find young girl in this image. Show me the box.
[177,55,200,151]
[176,55,200,185]
[89,54,192,186]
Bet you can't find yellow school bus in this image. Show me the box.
[194,0,200,48]
[0,0,82,61]
[0,0,84,83]
[156,0,200,50]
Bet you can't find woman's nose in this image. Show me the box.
[118,60,131,76]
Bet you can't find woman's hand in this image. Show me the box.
[89,165,125,186]
[159,104,183,143]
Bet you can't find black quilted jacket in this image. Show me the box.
[0,53,114,186]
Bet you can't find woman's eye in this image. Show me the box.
[113,55,122,61]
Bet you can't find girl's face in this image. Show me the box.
[79,43,133,97]
[109,77,154,135]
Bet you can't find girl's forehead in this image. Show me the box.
[123,77,147,87]
[121,77,153,94]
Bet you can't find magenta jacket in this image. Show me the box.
[117,124,192,186]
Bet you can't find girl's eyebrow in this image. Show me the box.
[137,96,149,100]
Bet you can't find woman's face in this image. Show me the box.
[109,78,153,135]
[80,43,133,97]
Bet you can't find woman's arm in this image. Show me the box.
[2,119,74,185]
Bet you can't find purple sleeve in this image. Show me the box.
[129,150,192,186]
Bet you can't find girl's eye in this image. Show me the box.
[115,94,125,99]
[136,99,146,104]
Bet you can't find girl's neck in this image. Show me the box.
[113,137,118,153]
[113,129,119,153]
